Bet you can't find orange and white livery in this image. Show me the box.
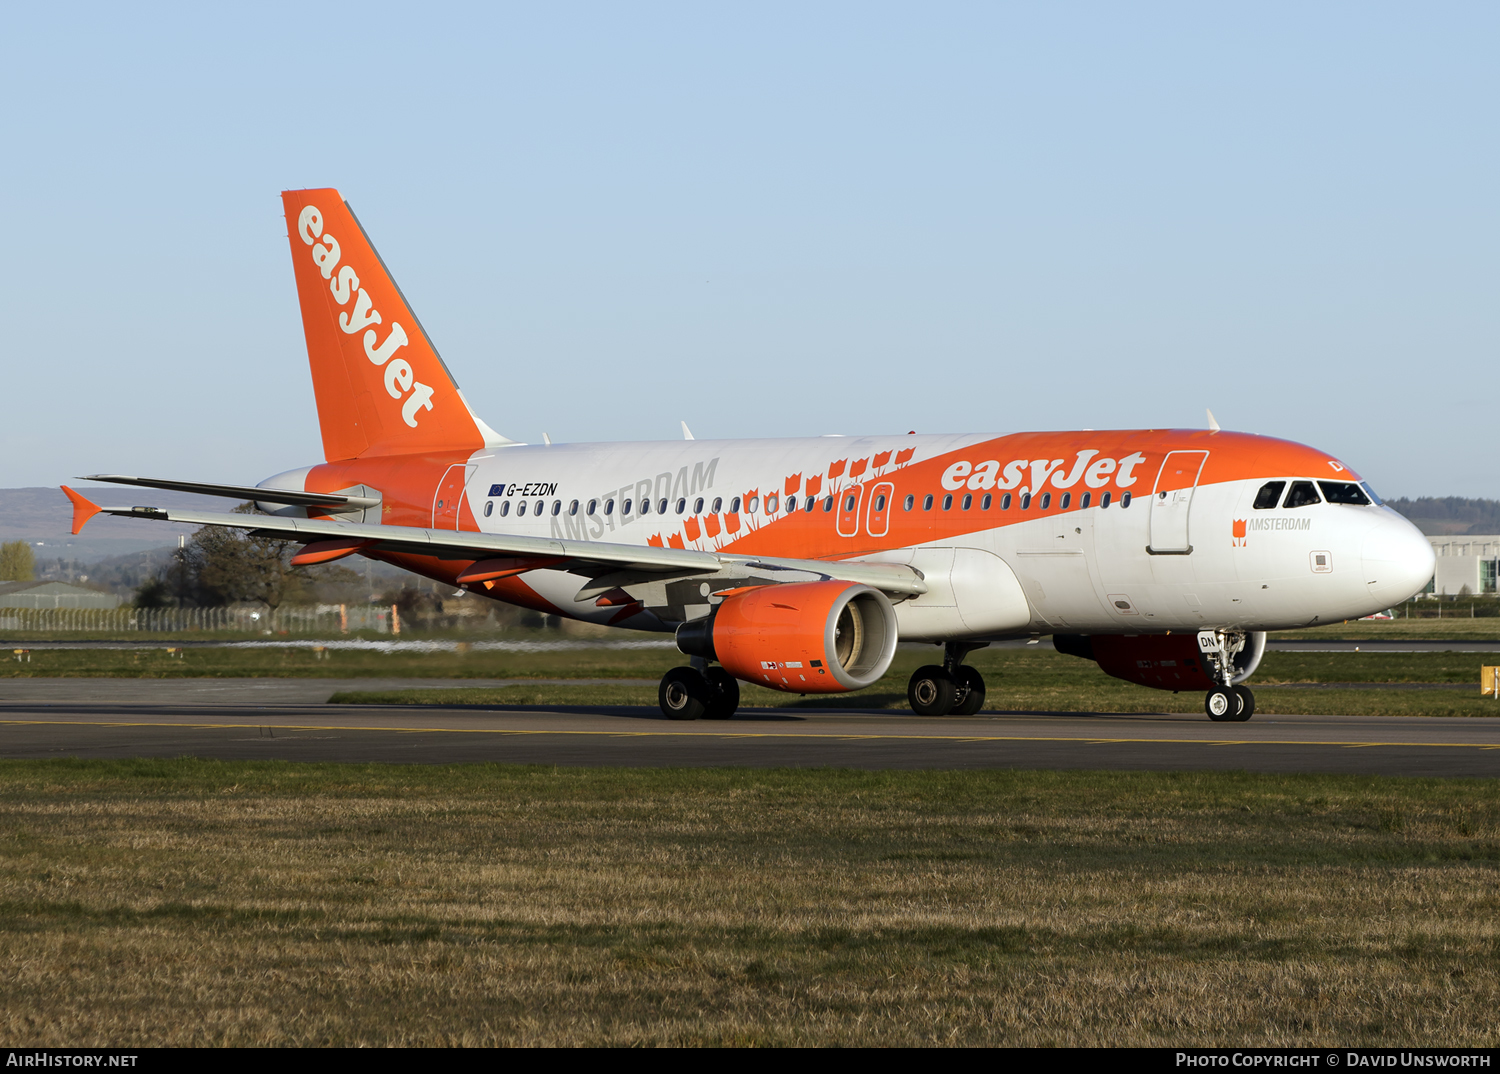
[62,188,1436,722]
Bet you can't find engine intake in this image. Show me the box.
[676,581,899,693]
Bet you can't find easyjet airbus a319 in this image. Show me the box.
[62,189,1436,721]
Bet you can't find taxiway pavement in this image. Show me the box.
[2,678,1498,776]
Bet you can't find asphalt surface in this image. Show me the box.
[2,678,1498,776]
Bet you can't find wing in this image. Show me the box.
[60,486,928,599]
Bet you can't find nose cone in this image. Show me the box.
[1362,511,1435,607]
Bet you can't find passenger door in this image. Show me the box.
[1148,451,1208,554]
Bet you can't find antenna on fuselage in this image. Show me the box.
[1206,409,1221,433]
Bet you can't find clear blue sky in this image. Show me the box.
[2,3,1494,497]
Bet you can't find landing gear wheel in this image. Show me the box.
[1231,685,1255,722]
[1205,687,1241,722]
[908,665,957,716]
[951,666,986,716]
[703,668,740,720]
[659,666,709,720]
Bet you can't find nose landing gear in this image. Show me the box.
[1199,631,1255,722]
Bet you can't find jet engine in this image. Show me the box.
[676,580,899,693]
[1052,632,1266,691]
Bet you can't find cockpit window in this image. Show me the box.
[1318,481,1371,506]
[1253,481,1285,510]
[1360,482,1383,506]
[1283,481,1321,508]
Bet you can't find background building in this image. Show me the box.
[1428,536,1500,596]
[0,581,123,609]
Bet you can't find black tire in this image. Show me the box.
[951,666,986,715]
[703,668,740,720]
[908,665,957,716]
[1205,687,1238,722]
[1232,685,1255,722]
[659,666,709,720]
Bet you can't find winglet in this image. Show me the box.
[681,421,695,441]
[61,486,102,534]
[1206,408,1221,433]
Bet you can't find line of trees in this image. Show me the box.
[134,504,356,610]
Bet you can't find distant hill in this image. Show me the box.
[1386,497,1500,536]
[0,486,224,562]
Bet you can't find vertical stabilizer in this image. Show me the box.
[281,189,511,461]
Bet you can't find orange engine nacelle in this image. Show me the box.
[1052,632,1266,691]
[676,581,899,693]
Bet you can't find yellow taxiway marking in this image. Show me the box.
[0,718,1498,751]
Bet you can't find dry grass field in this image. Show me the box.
[0,761,1496,1046]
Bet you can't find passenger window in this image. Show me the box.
[640,498,650,515]
[824,495,835,512]
[1284,481,1321,509]
[658,498,668,514]
[1060,492,1071,510]
[552,501,562,516]
[922,494,934,511]
[675,498,685,514]
[694,497,704,514]
[1040,493,1051,510]
[711,497,722,513]
[1000,493,1012,510]
[1020,493,1031,509]
[483,501,493,517]
[961,494,971,510]
[747,496,759,513]
[787,496,798,512]
[730,497,741,513]
[874,494,887,511]
[766,494,778,513]
[1121,492,1131,508]
[942,494,953,510]
[1318,481,1370,506]
[499,501,511,517]
[903,494,914,511]
[622,499,632,515]
[1100,492,1111,509]
[980,493,991,510]
[586,499,597,515]
[569,500,579,516]
[1080,492,1090,509]
[517,501,527,516]
[604,499,614,516]
[1253,481,1286,510]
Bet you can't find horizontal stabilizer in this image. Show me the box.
[80,475,380,510]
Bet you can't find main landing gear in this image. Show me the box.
[658,664,739,720]
[907,642,989,717]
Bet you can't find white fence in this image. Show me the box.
[0,604,394,635]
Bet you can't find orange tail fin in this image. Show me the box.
[280,189,509,461]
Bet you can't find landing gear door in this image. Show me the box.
[1148,450,1208,554]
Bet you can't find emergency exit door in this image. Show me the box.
[1148,451,1208,554]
